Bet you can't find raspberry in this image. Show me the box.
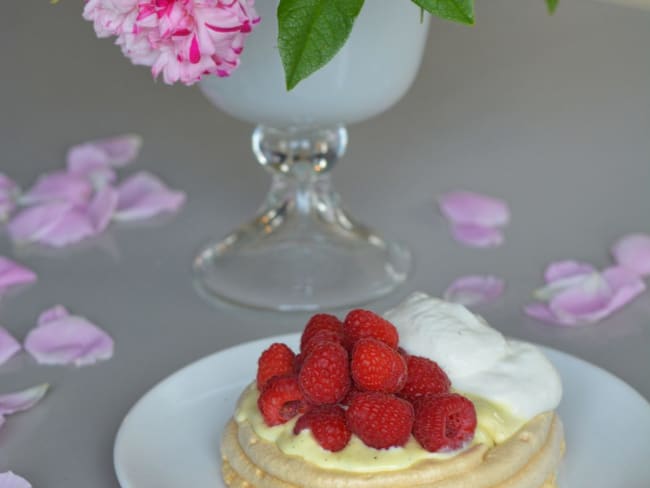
[298,342,350,405]
[257,343,296,390]
[351,338,407,393]
[397,347,409,358]
[341,386,363,406]
[301,329,345,359]
[412,393,477,452]
[343,310,399,349]
[346,392,414,449]
[398,355,451,403]
[293,405,351,452]
[257,375,306,427]
[294,353,304,373]
[300,314,343,351]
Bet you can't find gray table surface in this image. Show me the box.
[1,0,650,486]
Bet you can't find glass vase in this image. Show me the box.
[195,0,430,311]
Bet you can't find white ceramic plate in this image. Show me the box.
[114,334,650,487]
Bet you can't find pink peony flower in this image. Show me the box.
[83,0,260,85]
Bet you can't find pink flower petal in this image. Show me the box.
[544,260,597,283]
[0,472,32,488]
[451,224,504,248]
[67,134,142,169]
[443,275,505,306]
[20,171,92,206]
[0,196,15,222]
[0,174,17,192]
[439,191,510,227]
[88,186,118,233]
[0,328,21,366]
[113,171,186,221]
[534,271,602,303]
[66,145,117,189]
[602,265,647,312]
[0,384,49,417]
[549,273,613,324]
[8,202,71,244]
[524,302,568,325]
[8,202,95,248]
[528,264,647,327]
[38,305,70,326]
[611,234,650,277]
[24,307,113,366]
[0,257,37,294]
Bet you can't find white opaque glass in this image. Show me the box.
[200,0,430,127]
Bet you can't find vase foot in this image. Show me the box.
[193,210,411,312]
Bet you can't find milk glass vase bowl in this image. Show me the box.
[194,1,430,312]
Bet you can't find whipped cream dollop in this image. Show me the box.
[385,292,562,420]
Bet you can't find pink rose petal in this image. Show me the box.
[0,384,49,417]
[87,186,118,233]
[67,134,142,169]
[113,172,186,222]
[0,472,32,488]
[8,202,96,248]
[544,260,596,283]
[8,202,72,244]
[439,191,510,227]
[451,224,504,248]
[611,234,650,277]
[25,307,113,366]
[549,273,612,324]
[0,174,17,192]
[0,257,37,295]
[20,171,92,206]
[602,265,646,312]
[0,328,21,366]
[527,263,647,327]
[0,196,15,222]
[524,302,568,325]
[443,275,505,306]
[66,145,117,189]
[38,305,70,326]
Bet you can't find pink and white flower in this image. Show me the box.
[83,0,260,85]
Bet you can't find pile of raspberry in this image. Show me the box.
[256,310,477,453]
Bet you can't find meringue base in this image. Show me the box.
[220,412,564,488]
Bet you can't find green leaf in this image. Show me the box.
[411,0,475,25]
[546,0,559,14]
[277,0,365,91]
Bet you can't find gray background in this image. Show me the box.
[1,0,649,486]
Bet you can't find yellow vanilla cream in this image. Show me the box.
[234,384,527,473]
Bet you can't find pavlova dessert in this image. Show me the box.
[221,292,564,487]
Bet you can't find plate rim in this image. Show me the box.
[113,333,650,487]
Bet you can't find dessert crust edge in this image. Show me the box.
[220,413,564,488]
